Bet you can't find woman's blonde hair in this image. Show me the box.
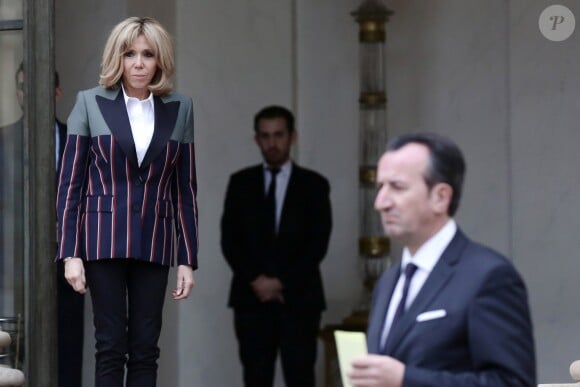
[99,17,174,95]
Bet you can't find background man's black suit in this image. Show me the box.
[221,163,332,387]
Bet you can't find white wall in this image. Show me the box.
[386,0,512,252]
[55,0,580,385]
[509,0,580,382]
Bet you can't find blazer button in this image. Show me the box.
[132,204,141,212]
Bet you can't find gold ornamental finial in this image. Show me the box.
[351,0,394,42]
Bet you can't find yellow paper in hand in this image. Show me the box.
[334,330,368,387]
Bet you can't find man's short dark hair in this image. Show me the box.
[253,105,295,134]
[386,132,466,216]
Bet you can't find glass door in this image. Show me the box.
[0,0,25,371]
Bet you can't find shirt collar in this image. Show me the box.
[263,160,292,177]
[402,219,457,273]
[121,83,154,109]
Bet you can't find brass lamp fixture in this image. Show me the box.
[349,0,393,324]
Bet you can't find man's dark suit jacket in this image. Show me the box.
[221,163,332,311]
[367,229,536,386]
[57,119,67,171]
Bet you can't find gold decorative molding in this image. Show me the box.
[351,0,394,25]
[359,20,385,42]
[359,166,376,184]
[359,91,387,108]
[359,236,390,257]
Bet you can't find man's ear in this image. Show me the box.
[55,86,63,101]
[430,182,453,215]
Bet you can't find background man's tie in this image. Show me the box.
[265,167,280,236]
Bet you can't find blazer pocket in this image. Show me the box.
[156,200,173,218]
[416,309,447,323]
[84,195,114,212]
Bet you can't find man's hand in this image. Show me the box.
[251,275,284,303]
[348,354,405,387]
[64,258,87,294]
[172,265,195,300]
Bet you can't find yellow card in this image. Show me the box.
[334,330,368,387]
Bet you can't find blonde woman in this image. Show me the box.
[56,17,198,387]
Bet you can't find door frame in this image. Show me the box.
[23,0,57,385]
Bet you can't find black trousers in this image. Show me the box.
[57,260,85,387]
[234,305,321,387]
[85,259,169,387]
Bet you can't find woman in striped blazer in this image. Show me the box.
[56,17,198,387]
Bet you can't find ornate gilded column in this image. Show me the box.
[349,0,392,324]
[319,4,394,385]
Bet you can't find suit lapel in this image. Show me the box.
[96,90,139,168]
[96,91,180,170]
[249,165,271,237]
[383,230,469,355]
[140,96,180,169]
[367,264,400,354]
[252,165,266,201]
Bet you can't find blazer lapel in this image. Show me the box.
[383,230,469,355]
[140,96,180,169]
[96,90,139,168]
[367,264,400,354]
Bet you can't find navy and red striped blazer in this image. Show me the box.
[56,86,198,268]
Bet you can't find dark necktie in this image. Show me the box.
[383,263,418,351]
[265,167,280,235]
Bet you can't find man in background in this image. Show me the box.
[221,105,332,387]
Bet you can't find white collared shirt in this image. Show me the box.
[263,160,292,233]
[122,85,155,166]
[380,219,457,348]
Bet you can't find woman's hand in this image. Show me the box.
[172,265,195,300]
[64,258,87,294]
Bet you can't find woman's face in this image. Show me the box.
[122,34,158,99]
